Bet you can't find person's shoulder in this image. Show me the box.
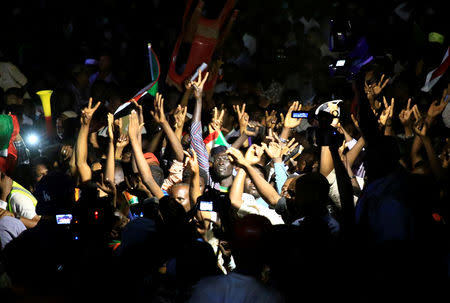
[9,191,33,204]
[0,215,26,230]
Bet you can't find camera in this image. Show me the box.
[56,214,73,224]
[199,201,213,211]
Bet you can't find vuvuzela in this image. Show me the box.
[36,90,53,135]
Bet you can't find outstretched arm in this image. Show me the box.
[229,168,246,210]
[184,149,201,209]
[129,110,164,199]
[76,98,101,183]
[174,104,188,141]
[280,101,302,140]
[188,72,211,177]
[227,147,280,207]
[151,93,184,162]
[105,113,115,183]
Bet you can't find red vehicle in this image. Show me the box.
[166,0,238,92]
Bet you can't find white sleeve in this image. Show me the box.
[7,63,28,86]
[9,193,37,219]
[326,169,341,208]
[238,193,284,225]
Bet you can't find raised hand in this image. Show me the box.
[60,145,73,161]
[81,97,101,125]
[187,71,209,100]
[427,88,449,119]
[265,110,277,129]
[184,149,199,174]
[378,96,394,126]
[283,101,303,129]
[412,104,422,123]
[97,173,117,207]
[116,133,129,149]
[131,100,144,129]
[226,147,247,167]
[174,104,188,129]
[413,120,427,138]
[262,134,298,160]
[233,103,249,134]
[365,74,390,99]
[244,144,264,165]
[399,98,413,126]
[209,107,225,133]
[277,113,285,130]
[150,92,167,125]
[128,110,144,141]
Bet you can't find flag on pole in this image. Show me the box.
[421,46,450,93]
[204,131,230,151]
[114,43,161,119]
[128,43,161,102]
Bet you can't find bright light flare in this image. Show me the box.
[26,133,39,146]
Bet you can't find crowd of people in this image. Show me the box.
[0,0,449,302]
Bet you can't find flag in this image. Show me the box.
[421,46,450,93]
[204,131,230,151]
[114,44,161,118]
[0,114,20,174]
[127,43,161,102]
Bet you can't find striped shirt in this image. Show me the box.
[190,121,210,183]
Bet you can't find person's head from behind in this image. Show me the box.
[296,148,319,173]
[12,164,34,192]
[34,170,75,218]
[365,136,401,182]
[231,214,272,277]
[157,196,189,234]
[288,172,330,220]
[71,64,89,89]
[90,80,109,101]
[98,53,112,73]
[4,87,24,106]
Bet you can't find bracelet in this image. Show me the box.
[350,175,356,179]
[279,137,288,143]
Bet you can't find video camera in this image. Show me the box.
[329,19,373,80]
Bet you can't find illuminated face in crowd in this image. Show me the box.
[281,176,299,201]
[213,152,233,179]
[171,184,190,212]
[34,164,48,183]
[244,169,264,199]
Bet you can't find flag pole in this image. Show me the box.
[148,43,154,82]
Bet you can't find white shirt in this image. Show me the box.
[0,192,37,219]
[326,169,364,208]
[238,193,284,225]
[0,61,28,91]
